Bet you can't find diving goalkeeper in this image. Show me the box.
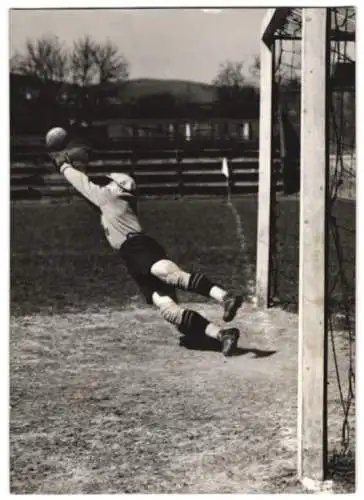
[48,141,243,356]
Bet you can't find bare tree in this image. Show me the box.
[70,36,129,85]
[9,34,70,122]
[212,60,247,112]
[10,35,68,81]
[249,55,260,83]
[212,59,259,119]
[70,35,98,87]
[93,39,129,84]
[69,35,129,119]
[212,60,245,88]
[10,33,130,126]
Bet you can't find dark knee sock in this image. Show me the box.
[187,272,216,298]
[178,309,210,336]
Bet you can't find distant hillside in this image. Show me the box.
[99,78,218,104]
[10,73,219,105]
[10,73,259,131]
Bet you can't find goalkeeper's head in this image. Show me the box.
[106,172,136,195]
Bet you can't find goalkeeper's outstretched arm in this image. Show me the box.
[60,163,110,207]
[49,149,110,208]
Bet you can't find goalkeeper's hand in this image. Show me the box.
[49,146,90,171]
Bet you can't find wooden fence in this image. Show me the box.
[10,139,282,200]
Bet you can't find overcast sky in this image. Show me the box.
[9,8,265,83]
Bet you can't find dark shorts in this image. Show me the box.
[119,233,177,304]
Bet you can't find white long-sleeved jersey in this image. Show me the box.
[60,163,142,250]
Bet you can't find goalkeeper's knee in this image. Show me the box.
[152,292,184,326]
[150,259,190,289]
[152,292,209,336]
[150,259,215,297]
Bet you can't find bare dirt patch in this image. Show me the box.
[10,303,354,493]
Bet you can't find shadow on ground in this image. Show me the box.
[178,335,277,358]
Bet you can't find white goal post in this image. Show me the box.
[256,8,329,485]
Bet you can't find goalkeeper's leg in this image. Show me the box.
[152,292,239,357]
[150,259,242,322]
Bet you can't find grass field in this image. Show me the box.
[10,196,355,493]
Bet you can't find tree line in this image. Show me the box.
[11,34,129,87]
[10,34,262,132]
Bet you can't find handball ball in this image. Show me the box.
[45,127,68,151]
